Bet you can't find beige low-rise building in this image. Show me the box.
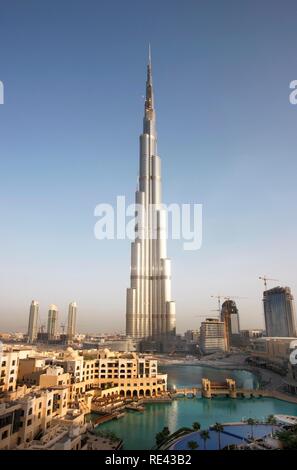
[249,336,297,394]
[55,347,167,399]
[0,351,19,393]
[249,337,297,364]
[0,385,70,449]
[21,422,89,450]
[0,346,167,449]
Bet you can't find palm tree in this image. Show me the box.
[213,422,224,450]
[187,440,199,450]
[155,426,171,446]
[192,421,201,431]
[247,418,256,440]
[266,415,277,436]
[200,430,210,450]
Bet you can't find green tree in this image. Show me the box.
[192,421,201,431]
[187,440,199,450]
[200,430,210,450]
[213,422,224,450]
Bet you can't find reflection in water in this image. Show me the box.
[161,365,258,389]
[97,365,297,450]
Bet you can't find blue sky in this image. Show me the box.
[0,0,296,333]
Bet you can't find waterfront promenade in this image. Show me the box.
[157,352,293,396]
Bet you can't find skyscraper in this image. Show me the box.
[47,304,59,340]
[199,318,226,354]
[221,299,240,350]
[263,286,297,337]
[126,50,176,339]
[27,300,39,343]
[67,301,77,340]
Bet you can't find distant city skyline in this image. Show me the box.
[0,1,297,333]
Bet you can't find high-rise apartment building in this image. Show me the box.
[27,300,39,343]
[263,286,297,337]
[47,305,59,340]
[199,318,226,354]
[67,301,77,340]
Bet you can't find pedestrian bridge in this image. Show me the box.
[171,379,270,399]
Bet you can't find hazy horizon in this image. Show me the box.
[1,0,297,334]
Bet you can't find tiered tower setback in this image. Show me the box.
[126,50,176,339]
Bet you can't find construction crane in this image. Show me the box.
[223,296,247,300]
[196,312,219,319]
[211,295,247,315]
[211,295,247,352]
[195,314,220,321]
[210,295,224,315]
[259,275,279,290]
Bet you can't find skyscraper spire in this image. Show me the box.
[148,43,151,67]
[144,45,155,137]
[126,52,176,340]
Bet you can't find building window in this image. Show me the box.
[47,409,51,416]
[27,419,32,426]
[28,408,33,416]
[47,400,51,406]
[2,430,8,440]
[39,403,42,409]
